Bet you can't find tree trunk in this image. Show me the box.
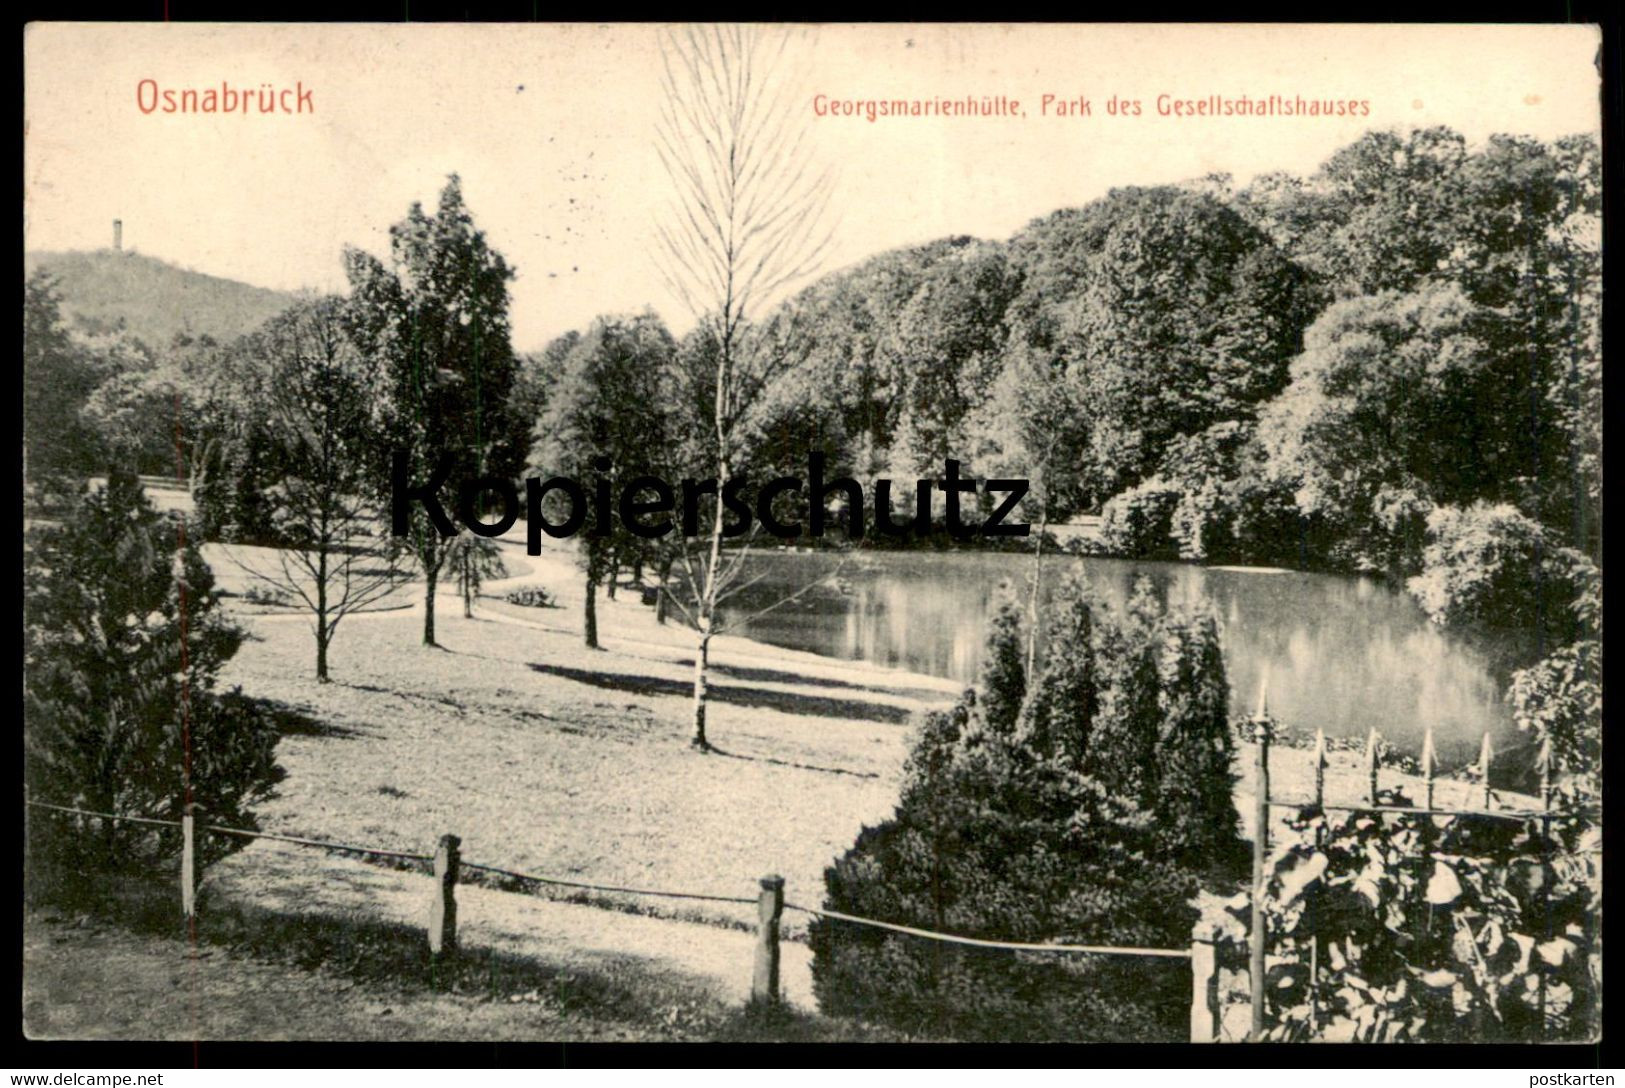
[316,548,330,681]
[584,571,599,649]
[690,465,728,752]
[606,557,617,600]
[655,557,672,625]
[633,556,644,584]
[1026,505,1049,678]
[691,627,711,750]
[423,563,438,646]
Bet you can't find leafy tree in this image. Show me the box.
[1129,421,1306,566]
[507,330,580,459]
[880,244,1016,480]
[966,338,1091,530]
[1409,504,1601,813]
[1097,480,1181,559]
[1285,126,1469,296]
[94,331,288,545]
[1006,187,1312,502]
[226,298,412,679]
[81,360,180,478]
[24,472,283,880]
[446,530,507,619]
[1239,128,1601,567]
[1258,285,1530,575]
[345,174,518,647]
[23,272,125,497]
[1509,638,1601,813]
[531,313,677,648]
[1407,502,1594,646]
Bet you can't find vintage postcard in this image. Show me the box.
[22,22,1603,1048]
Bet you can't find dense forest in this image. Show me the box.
[24,125,1601,665]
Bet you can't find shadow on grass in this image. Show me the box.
[338,681,466,712]
[528,663,914,725]
[250,697,378,741]
[675,658,956,705]
[702,743,879,780]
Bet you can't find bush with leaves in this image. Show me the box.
[1098,479,1181,559]
[446,530,508,619]
[503,585,556,609]
[1507,570,1601,813]
[1408,503,1595,644]
[1155,422,1304,566]
[1508,641,1601,811]
[23,472,284,888]
[1254,800,1599,1042]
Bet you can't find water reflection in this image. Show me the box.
[712,550,1522,761]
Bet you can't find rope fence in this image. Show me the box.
[25,793,1203,1031]
[458,859,757,906]
[24,798,1191,953]
[27,702,1595,1046]
[783,902,1191,959]
[26,799,187,832]
[203,823,434,863]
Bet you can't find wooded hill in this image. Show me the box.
[24,249,298,349]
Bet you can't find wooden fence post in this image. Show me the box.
[1538,735,1554,811]
[752,874,786,1004]
[429,833,460,957]
[1421,726,1437,813]
[1479,732,1495,810]
[1309,728,1326,1031]
[1537,737,1553,1033]
[180,803,196,924]
[1311,728,1326,812]
[1249,692,1271,1042]
[1190,921,1222,1042]
[1364,727,1380,807]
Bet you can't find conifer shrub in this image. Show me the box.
[24,472,284,894]
[809,574,1245,1040]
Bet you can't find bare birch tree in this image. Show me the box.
[652,25,837,751]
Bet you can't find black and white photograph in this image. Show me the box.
[20,21,1604,1050]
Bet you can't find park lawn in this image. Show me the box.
[210,536,961,935]
[207,534,1526,942]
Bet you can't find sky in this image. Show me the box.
[23,22,1602,352]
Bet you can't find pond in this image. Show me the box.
[710,549,1531,764]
